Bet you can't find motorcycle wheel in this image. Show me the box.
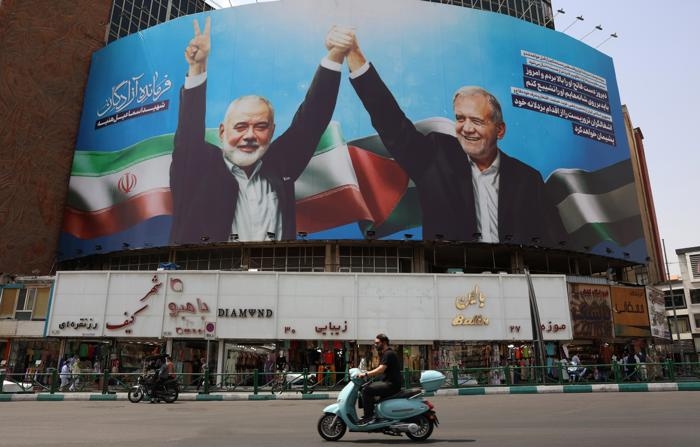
[317,413,346,441]
[406,414,434,441]
[162,385,179,403]
[127,387,144,403]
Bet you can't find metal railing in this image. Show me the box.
[2,361,699,394]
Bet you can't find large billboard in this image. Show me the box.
[59,0,646,262]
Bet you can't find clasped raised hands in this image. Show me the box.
[325,25,357,64]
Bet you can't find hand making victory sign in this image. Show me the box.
[185,16,211,77]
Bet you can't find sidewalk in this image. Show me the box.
[2,381,700,401]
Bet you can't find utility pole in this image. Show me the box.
[662,239,685,368]
[525,268,546,381]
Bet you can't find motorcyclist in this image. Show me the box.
[151,355,175,403]
[358,333,402,425]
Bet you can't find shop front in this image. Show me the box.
[6,338,61,381]
[47,271,573,385]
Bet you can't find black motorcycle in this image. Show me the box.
[128,373,179,403]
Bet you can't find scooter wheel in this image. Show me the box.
[128,388,144,403]
[406,414,434,441]
[317,413,346,441]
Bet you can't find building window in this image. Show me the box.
[694,314,700,329]
[664,289,686,309]
[0,289,18,318]
[689,254,700,281]
[690,289,700,305]
[668,316,691,333]
[31,288,51,319]
[338,246,413,273]
[0,287,48,321]
[248,246,325,272]
[108,252,170,270]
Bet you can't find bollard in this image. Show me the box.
[253,369,259,395]
[403,367,410,390]
[558,361,565,385]
[202,367,210,394]
[666,359,675,381]
[451,366,459,388]
[0,370,5,393]
[50,368,59,394]
[504,365,511,386]
[102,370,110,394]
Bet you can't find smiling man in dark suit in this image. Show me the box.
[169,18,354,244]
[341,28,567,246]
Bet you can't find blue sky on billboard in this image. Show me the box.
[553,0,700,275]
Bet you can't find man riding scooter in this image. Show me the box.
[358,333,402,425]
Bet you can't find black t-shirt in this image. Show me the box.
[379,347,402,389]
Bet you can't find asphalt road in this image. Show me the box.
[0,392,695,447]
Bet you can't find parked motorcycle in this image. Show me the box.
[563,359,588,382]
[317,368,444,441]
[128,374,179,403]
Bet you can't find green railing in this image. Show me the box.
[2,361,699,394]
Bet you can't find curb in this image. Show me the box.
[2,383,699,401]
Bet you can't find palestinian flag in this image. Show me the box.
[546,160,644,248]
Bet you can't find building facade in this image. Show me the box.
[108,0,212,42]
[672,246,700,360]
[0,0,677,387]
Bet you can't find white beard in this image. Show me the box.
[223,143,270,168]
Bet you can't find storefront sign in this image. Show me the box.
[57,318,99,331]
[646,286,671,340]
[611,286,651,338]
[314,321,348,335]
[159,274,216,338]
[452,285,490,326]
[452,314,489,326]
[106,275,163,334]
[540,321,567,333]
[217,308,273,318]
[168,299,210,316]
[49,271,570,342]
[455,285,486,310]
[568,283,613,338]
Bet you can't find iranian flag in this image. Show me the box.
[63,135,173,240]
[62,121,428,243]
